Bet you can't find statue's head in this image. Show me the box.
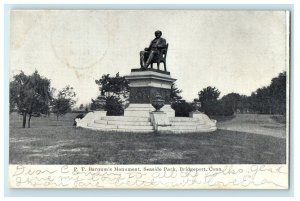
[154,30,162,38]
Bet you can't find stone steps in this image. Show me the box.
[94,119,152,126]
[168,116,217,133]
[170,121,205,126]
[88,123,154,131]
[80,112,217,133]
[90,124,118,129]
[87,115,155,132]
[86,127,154,133]
[169,117,199,122]
[118,125,153,130]
[101,116,150,122]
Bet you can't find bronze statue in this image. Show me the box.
[140,30,168,71]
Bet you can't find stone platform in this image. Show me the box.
[76,68,217,134]
[76,110,217,134]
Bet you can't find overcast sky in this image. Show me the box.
[10,10,288,106]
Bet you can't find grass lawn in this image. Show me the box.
[217,114,287,138]
[9,113,286,164]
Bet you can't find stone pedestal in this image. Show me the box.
[94,110,107,121]
[124,68,176,118]
[125,68,176,104]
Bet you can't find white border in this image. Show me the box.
[1,0,298,200]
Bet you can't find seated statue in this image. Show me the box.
[140,30,168,71]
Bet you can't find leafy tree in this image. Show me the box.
[248,71,286,114]
[219,93,242,114]
[249,87,271,114]
[52,85,76,120]
[95,72,129,98]
[217,100,234,116]
[93,73,129,116]
[198,86,220,102]
[79,104,84,110]
[10,70,52,128]
[170,83,182,103]
[236,95,250,113]
[269,71,286,114]
[198,86,220,115]
[105,96,124,116]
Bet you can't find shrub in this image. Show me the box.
[171,100,193,117]
[105,96,124,116]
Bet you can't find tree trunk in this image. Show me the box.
[56,114,59,121]
[28,114,32,128]
[22,113,27,128]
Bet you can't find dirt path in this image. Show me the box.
[217,114,287,138]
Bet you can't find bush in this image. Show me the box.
[218,101,234,116]
[202,100,234,116]
[105,96,124,116]
[171,100,193,117]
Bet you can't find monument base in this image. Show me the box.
[76,110,107,128]
[76,68,216,133]
[189,111,217,126]
[77,109,217,134]
[124,104,175,118]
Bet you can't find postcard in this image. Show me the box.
[9,10,290,189]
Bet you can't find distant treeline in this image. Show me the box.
[10,70,286,129]
[171,71,286,117]
[87,71,287,117]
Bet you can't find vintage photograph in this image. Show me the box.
[8,10,289,188]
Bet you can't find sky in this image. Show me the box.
[10,10,289,106]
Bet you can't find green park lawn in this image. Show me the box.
[9,113,286,164]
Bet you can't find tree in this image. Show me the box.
[105,96,124,116]
[220,93,242,114]
[52,85,76,120]
[170,83,182,103]
[269,71,286,114]
[10,70,52,128]
[198,86,220,115]
[95,72,129,98]
[198,86,220,102]
[248,71,286,114]
[249,87,271,114]
[93,73,129,115]
[236,95,251,113]
[79,104,84,110]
